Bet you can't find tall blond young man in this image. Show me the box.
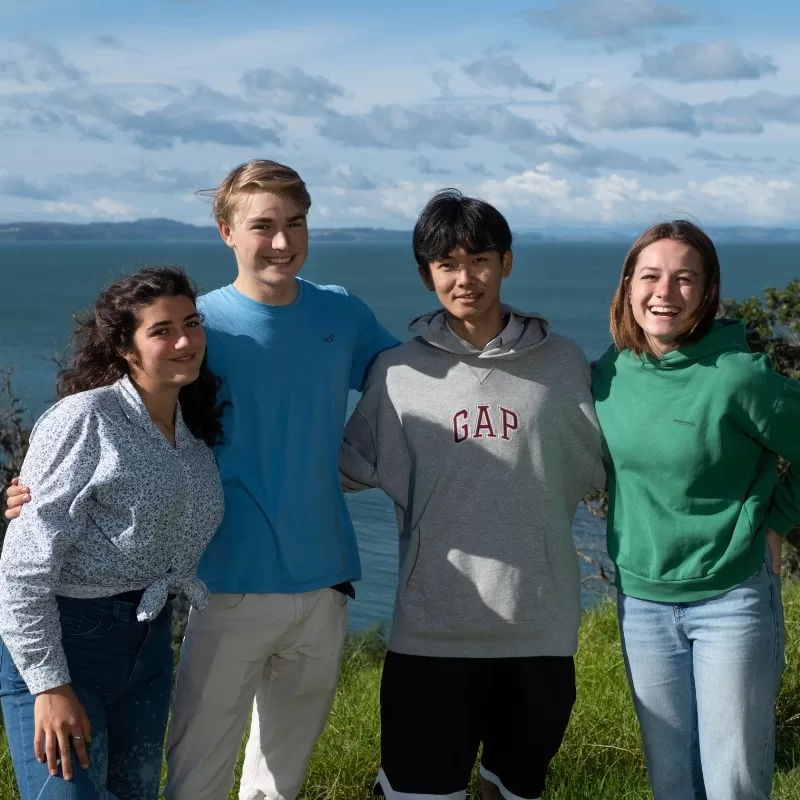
[170,162,397,799]
[7,160,397,799]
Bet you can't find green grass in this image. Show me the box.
[3,583,800,799]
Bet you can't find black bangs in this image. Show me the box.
[413,189,512,271]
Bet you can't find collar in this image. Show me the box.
[114,375,190,449]
[441,312,525,354]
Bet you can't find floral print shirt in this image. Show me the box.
[0,376,224,693]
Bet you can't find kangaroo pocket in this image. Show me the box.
[400,523,577,636]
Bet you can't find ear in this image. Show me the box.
[418,265,435,291]
[217,219,235,249]
[501,250,513,278]
[120,348,139,373]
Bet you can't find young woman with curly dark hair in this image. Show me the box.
[0,266,224,800]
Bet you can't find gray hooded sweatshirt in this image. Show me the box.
[340,307,605,658]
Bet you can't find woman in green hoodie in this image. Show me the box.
[592,220,800,800]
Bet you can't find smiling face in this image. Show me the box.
[421,246,512,324]
[628,238,705,354]
[219,190,309,303]
[125,295,206,389]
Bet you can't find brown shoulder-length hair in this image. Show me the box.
[610,220,721,357]
[58,266,223,447]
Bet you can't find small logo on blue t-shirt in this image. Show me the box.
[323,335,336,343]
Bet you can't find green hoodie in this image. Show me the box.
[593,319,800,602]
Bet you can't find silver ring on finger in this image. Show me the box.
[70,735,84,741]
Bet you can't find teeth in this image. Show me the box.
[264,257,292,264]
[649,306,680,315]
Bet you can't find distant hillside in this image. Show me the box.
[0,218,219,242]
[0,218,799,243]
[707,226,800,243]
[0,219,413,243]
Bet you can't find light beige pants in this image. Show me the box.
[163,588,348,800]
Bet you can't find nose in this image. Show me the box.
[456,266,475,286]
[174,333,190,350]
[654,275,672,298]
[271,230,288,250]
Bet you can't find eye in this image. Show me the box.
[151,328,169,337]
[186,320,201,328]
[677,276,694,284]
[288,220,305,228]
[474,256,487,263]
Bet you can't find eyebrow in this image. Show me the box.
[247,213,306,225]
[147,312,200,331]
[636,264,700,274]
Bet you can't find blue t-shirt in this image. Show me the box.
[196,279,398,593]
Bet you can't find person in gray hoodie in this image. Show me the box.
[339,189,605,800]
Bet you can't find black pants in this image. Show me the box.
[376,650,576,799]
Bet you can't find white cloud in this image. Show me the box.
[527,0,697,50]
[511,139,679,176]
[462,50,554,92]
[0,38,85,86]
[240,67,345,116]
[639,41,779,83]
[559,78,698,134]
[376,180,442,220]
[6,83,284,150]
[410,155,451,175]
[463,168,798,226]
[39,197,138,219]
[586,174,683,220]
[696,91,800,134]
[319,99,681,177]
[1,7,798,229]
[685,148,781,170]
[432,70,453,98]
[480,167,573,214]
[560,80,800,136]
[688,175,798,220]
[0,172,67,200]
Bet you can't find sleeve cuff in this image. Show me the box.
[22,664,71,695]
[766,507,796,537]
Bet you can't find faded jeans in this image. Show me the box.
[617,556,785,800]
[0,595,173,800]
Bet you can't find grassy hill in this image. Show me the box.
[1,583,799,798]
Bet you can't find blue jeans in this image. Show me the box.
[0,595,173,800]
[617,557,785,800]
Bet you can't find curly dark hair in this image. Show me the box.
[57,266,223,447]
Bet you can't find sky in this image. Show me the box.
[1,0,799,229]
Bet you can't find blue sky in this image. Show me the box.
[1,0,799,228]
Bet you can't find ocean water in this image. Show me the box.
[0,240,796,630]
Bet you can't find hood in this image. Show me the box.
[408,304,551,360]
[644,318,749,370]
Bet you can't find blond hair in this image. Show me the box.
[202,160,312,225]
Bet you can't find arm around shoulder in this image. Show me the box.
[348,292,400,392]
[340,408,379,492]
